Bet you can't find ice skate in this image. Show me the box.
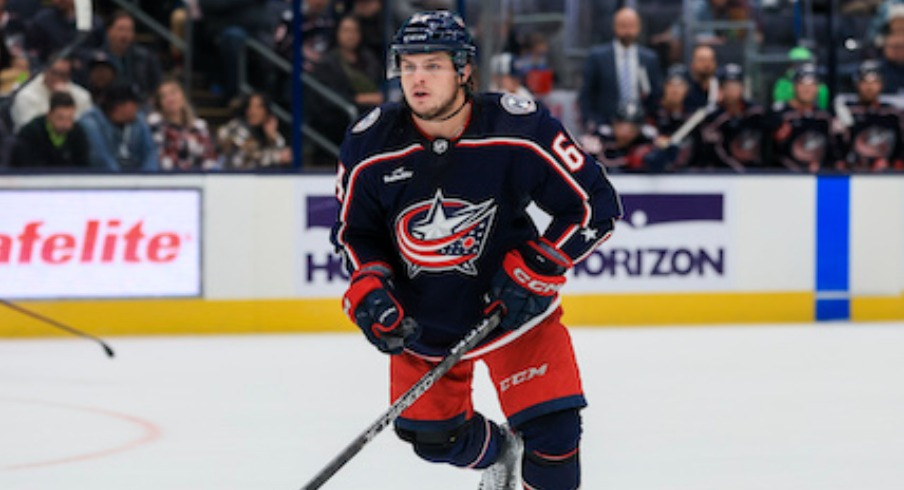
[478,426,523,490]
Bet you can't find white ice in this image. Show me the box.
[2,322,904,490]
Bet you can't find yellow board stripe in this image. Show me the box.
[0,292,840,338]
[851,295,904,321]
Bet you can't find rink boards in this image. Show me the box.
[1,173,902,336]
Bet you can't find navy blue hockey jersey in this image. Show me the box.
[332,93,622,356]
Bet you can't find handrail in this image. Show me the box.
[243,38,358,122]
[238,37,360,160]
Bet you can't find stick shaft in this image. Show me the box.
[301,311,502,490]
[0,300,115,357]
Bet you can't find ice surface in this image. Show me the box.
[2,322,904,489]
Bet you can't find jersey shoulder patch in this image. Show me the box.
[352,107,382,133]
[500,93,537,115]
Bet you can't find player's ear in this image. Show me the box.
[459,63,474,88]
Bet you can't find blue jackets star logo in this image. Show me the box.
[395,190,497,276]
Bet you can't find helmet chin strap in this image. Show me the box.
[433,92,470,122]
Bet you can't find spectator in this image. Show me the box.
[101,10,162,101]
[837,59,904,171]
[81,50,118,104]
[26,0,103,65]
[772,45,830,109]
[768,64,842,173]
[489,52,532,99]
[880,32,904,93]
[684,44,719,111]
[1,0,27,47]
[148,78,218,171]
[307,14,383,166]
[10,56,93,131]
[516,31,555,96]
[217,91,291,169]
[349,0,384,63]
[79,82,159,171]
[578,7,663,128]
[0,25,29,95]
[198,0,279,100]
[10,90,90,170]
[700,63,767,171]
[279,0,337,73]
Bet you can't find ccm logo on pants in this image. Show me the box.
[499,364,549,392]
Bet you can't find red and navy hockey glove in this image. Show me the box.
[343,263,419,355]
[485,239,571,331]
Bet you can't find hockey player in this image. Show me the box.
[837,60,904,172]
[650,64,701,171]
[767,63,843,172]
[699,63,767,172]
[332,10,622,490]
[581,100,665,173]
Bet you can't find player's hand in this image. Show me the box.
[485,239,571,331]
[343,263,420,354]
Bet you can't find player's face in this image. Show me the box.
[613,121,640,145]
[399,53,469,121]
[720,81,743,103]
[795,80,819,105]
[663,80,688,104]
[858,77,882,102]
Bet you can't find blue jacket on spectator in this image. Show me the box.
[79,107,159,172]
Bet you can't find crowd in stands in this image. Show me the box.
[1,0,904,173]
[0,0,297,172]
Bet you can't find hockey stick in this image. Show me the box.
[301,310,503,490]
[0,299,115,358]
[668,106,711,146]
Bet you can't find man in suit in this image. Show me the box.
[578,7,663,129]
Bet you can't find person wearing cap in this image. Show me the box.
[772,45,830,109]
[79,81,158,172]
[767,63,843,172]
[699,63,767,171]
[837,60,904,171]
[81,50,118,105]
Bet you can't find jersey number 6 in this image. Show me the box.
[552,133,585,172]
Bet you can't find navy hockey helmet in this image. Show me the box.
[613,100,645,125]
[387,10,477,78]
[718,63,744,84]
[854,59,882,83]
[793,63,820,84]
[665,64,688,84]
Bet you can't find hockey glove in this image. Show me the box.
[486,239,571,331]
[343,263,420,355]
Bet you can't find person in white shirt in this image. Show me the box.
[10,56,93,132]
